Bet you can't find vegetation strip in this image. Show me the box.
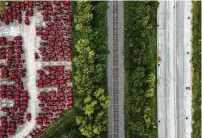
[0,1,5,14]
[124,2,158,138]
[39,1,109,138]
[191,1,201,138]
[73,2,109,137]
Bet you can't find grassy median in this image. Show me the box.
[191,1,201,138]
[124,2,158,138]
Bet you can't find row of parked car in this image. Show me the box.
[30,1,73,137]
[0,0,72,138]
[0,35,30,138]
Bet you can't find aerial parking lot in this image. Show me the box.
[0,1,73,138]
[0,1,201,138]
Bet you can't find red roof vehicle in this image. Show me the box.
[26,113,31,121]
[7,41,14,45]
[24,17,30,25]
[16,40,22,45]
[42,35,48,40]
[0,37,6,41]
[14,35,22,40]
[25,9,33,16]
[36,27,43,31]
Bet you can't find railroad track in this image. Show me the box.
[108,1,124,137]
[112,1,119,137]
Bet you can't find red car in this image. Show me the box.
[36,27,43,31]
[3,18,9,25]
[38,5,44,11]
[49,37,56,41]
[45,27,51,31]
[17,16,22,23]
[16,40,22,45]
[41,10,48,15]
[26,113,31,121]
[42,31,48,35]
[40,42,47,46]
[47,5,53,11]
[42,1,48,6]
[64,5,70,10]
[55,5,61,10]
[42,35,48,40]
[0,41,6,45]
[35,53,40,60]
[46,22,54,26]
[14,35,22,40]
[43,16,51,21]
[7,41,14,45]
[50,11,56,15]
[49,31,56,36]
[36,32,42,36]
[63,0,70,5]
[25,9,33,16]
[0,37,6,41]
[24,17,30,25]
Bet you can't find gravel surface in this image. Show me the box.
[117,2,124,138]
[107,1,114,138]
[157,1,192,138]
[107,1,124,138]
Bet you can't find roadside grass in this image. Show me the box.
[0,1,5,13]
[39,109,82,138]
[39,1,108,138]
[124,1,158,138]
[191,1,201,138]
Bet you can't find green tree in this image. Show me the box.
[73,1,109,137]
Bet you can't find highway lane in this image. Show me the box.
[157,2,167,138]
[166,2,176,138]
[176,2,184,138]
[157,1,192,138]
[157,1,176,138]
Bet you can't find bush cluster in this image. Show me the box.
[124,2,158,138]
[73,1,109,138]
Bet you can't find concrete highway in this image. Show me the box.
[157,1,192,138]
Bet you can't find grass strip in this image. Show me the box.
[191,1,201,138]
[0,1,5,14]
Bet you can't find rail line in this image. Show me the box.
[108,1,124,137]
[112,1,119,137]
